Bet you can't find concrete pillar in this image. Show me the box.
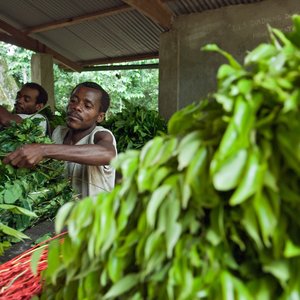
[159,30,180,120]
[31,53,55,110]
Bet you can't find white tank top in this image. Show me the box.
[52,125,117,198]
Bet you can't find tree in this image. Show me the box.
[0,42,159,113]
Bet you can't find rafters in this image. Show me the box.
[0,20,82,72]
[24,4,133,34]
[0,1,176,71]
[121,0,174,29]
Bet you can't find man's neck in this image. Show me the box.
[64,124,96,145]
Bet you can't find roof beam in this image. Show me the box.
[0,20,82,72]
[121,0,174,29]
[80,52,159,67]
[82,63,158,72]
[25,4,133,34]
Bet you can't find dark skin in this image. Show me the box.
[0,87,44,127]
[3,86,116,168]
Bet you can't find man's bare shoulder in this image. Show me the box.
[94,129,114,144]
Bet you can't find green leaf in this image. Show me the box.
[237,79,253,96]
[84,271,99,296]
[152,137,177,165]
[151,166,171,190]
[108,252,125,282]
[104,273,140,299]
[177,131,202,170]
[230,149,264,206]
[166,222,181,258]
[55,201,75,233]
[221,271,234,300]
[145,230,163,260]
[0,222,29,240]
[241,206,262,249]
[137,167,157,193]
[30,246,46,276]
[46,239,62,285]
[244,43,277,65]
[263,260,290,284]
[217,64,238,80]
[140,137,164,168]
[0,204,37,217]
[212,149,248,191]
[116,151,139,178]
[253,192,277,247]
[168,102,200,135]
[3,183,23,204]
[284,239,300,258]
[147,185,172,227]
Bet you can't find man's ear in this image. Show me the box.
[97,112,105,123]
[35,103,44,111]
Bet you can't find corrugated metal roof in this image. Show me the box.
[0,0,265,71]
[167,0,263,15]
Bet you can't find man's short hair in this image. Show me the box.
[23,82,48,105]
[72,82,110,113]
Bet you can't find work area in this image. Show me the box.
[0,0,300,299]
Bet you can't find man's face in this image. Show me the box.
[66,86,105,130]
[14,87,41,114]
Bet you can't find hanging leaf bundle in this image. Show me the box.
[39,15,300,300]
[0,117,75,256]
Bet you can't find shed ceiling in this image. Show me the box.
[0,0,263,72]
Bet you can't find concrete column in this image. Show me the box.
[159,29,179,120]
[31,53,55,110]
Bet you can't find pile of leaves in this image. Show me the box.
[103,100,167,152]
[0,118,75,255]
[39,15,300,299]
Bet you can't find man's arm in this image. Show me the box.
[3,131,116,168]
[0,106,22,126]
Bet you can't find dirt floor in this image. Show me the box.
[0,220,55,264]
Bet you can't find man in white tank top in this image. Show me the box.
[0,82,49,134]
[3,82,117,199]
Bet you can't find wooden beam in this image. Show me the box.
[81,63,159,72]
[25,4,133,34]
[0,20,82,72]
[80,52,159,67]
[122,0,174,29]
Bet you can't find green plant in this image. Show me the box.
[103,100,167,152]
[40,15,300,299]
[0,118,76,256]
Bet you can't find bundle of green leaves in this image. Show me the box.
[0,118,75,256]
[103,100,167,153]
[40,15,300,300]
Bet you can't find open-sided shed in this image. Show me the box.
[0,0,299,117]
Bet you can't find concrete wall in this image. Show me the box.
[159,0,300,120]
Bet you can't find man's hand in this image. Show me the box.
[3,144,45,168]
[0,105,22,126]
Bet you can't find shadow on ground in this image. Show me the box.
[0,219,55,264]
